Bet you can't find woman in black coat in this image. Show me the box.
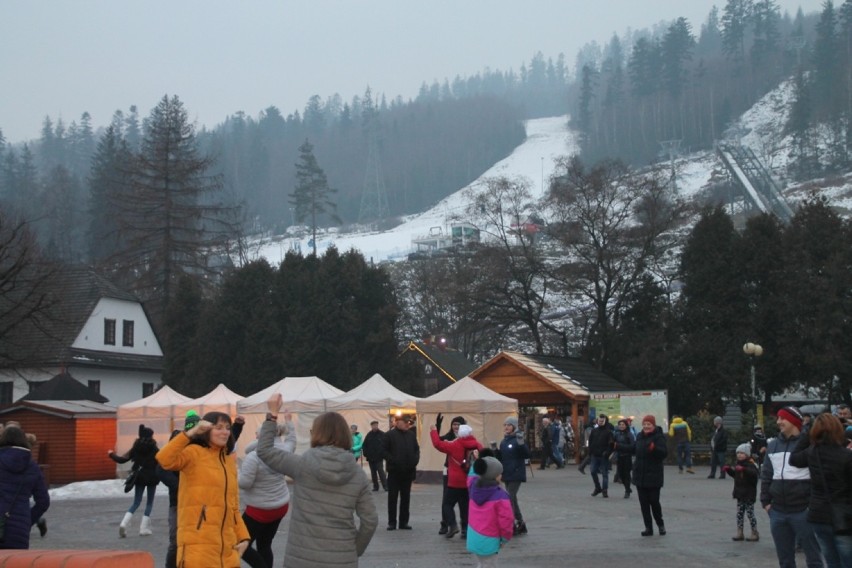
[0,426,50,550]
[789,413,852,567]
[109,424,159,538]
[630,415,668,537]
[613,419,636,499]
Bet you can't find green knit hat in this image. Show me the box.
[184,410,200,431]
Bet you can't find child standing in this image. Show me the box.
[467,454,515,567]
[722,442,760,542]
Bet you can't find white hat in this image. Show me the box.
[458,424,473,438]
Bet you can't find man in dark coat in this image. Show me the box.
[0,426,50,550]
[708,416,729,479]
[363,420,388,492]
[383,414,420,531]
[588,414,615,497]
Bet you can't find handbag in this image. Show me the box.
[814,447,852,535]
[123,467,139,493]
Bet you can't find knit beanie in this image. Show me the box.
[504,416,518,430]
[777,406,803,430]
[184,410,201,431]
[458,424,473,438]
[736,443,751,455]
[473,456,503,483]
[642,415,656,427]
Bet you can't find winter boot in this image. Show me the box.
[445,525,460,539]
[602,489,608,498]
[732,528,744,541]
[139,515,153,536]
[517,521,527,535]
[119,512,133,538]
[624,489,631,499]
[641,526,653,537]
[746,529,759,542]
[657,523,666,536]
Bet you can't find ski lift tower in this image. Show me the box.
[358,123,390,228]
[659,139,682,192]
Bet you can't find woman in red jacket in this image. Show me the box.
[430,423,482,539]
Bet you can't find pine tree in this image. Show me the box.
[662,17,696,99]
[87,124,132,263]
[721,0,754,64]
[290,138,340,256]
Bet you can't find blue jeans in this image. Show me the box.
[767,507,823,568]
[128,483,157,516]
[590,456,610,491]
[812,521,852,568]
[676,441,692,469]
[709,450,727,477]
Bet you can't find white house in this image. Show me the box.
[0,267,164,406]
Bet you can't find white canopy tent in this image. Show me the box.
[115,386,191,472]
[236,376,344,458]
[326,373,420,432]
[416,377,518,479]
[174,383,244,430]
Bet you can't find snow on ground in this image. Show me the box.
[248,116,578,265]
[49,479,127,500]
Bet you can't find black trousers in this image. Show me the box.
[241,512,284,568]
[442,486,470,530]
[387,469,414,526]
[368,459,387,490]
[636,486,664,529]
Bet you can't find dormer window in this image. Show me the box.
[123,320,135,347]
[104,319,116,345]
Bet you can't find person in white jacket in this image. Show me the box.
[239,413,296,568]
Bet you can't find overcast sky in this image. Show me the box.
[0,0,823,143]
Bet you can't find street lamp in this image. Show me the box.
[743,342,764,429]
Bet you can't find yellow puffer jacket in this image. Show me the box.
[157,433,250,568]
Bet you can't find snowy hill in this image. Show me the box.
[246,85,852,266]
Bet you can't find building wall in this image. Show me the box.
[72,298,162,356]
[1,368,161,406]
[75,418,117,481]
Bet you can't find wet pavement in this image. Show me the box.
[32,464,801,567]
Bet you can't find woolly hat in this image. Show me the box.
[184,410,200,431]
[777,406,803,430]
[736,443,752,455]
[504,416,518,430]
[713,416,723,424]
[458,424,473,438]
[138,424,154,439]
[451,416,466,426]
[473,456,503,483]
[642,415,656,427]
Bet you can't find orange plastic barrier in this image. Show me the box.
[0,549,154,568]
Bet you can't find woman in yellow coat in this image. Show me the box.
[156,412,250,568]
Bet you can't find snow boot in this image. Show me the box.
[119,512,133,538]
[732,528,744,541]
[746,529,759,542]
[139,515,153,536]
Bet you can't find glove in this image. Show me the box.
[648,442,655,452]
[722,465,731,474]
[735,465,744,472]
[435,413,443,431]
[516,431,525,445]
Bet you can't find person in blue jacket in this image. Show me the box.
[495,416,531,536]
[0,425,50,550]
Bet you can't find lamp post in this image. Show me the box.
[743,342,764,429]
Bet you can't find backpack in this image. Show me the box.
[453,448,477,471]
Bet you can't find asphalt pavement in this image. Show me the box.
[32,463,803,567]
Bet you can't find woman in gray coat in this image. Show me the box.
[257,394,378,568]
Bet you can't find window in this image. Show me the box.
[27,380,40,393]
[0,382,11,405]
[122,320,134,347]
[104,319,116,345]
[88,380,100,394]
[142,382,155,397]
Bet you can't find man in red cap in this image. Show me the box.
[759,406,821,567]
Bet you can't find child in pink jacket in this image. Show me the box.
[467,455,515,567]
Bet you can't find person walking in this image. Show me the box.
[362,420,387,492]
[760,406,823,568]
[109,424,160,537]
[466,455,514,567]
[722,443,760,542]
[588,414,615,498]
[538,418,553,469]
[0,425,50,550]
[430,422,483,538]
[156,412,250,568]
[708,416,729,479]
[550,418,565,469]
[789,412,852,567]
[496,416,530,535]
[631,415,668,536]
[613,419,636,498]
[239,414,297,568]
[668,415,695,474]
[351,425,364,462]
[383,414,420,531]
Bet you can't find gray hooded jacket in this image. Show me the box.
[239,421,296,509]
[256,420,378,567]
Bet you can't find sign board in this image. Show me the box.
[589,390,669,430]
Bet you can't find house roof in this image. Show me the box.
[0,266,160,370]
[19,371,109,403]
[402,341,477,383]
[0,399,117,419]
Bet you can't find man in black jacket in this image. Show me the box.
[363,420,388,492]
[708,416,729,479]
[588,414,615,498]
[383,414,420,531]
